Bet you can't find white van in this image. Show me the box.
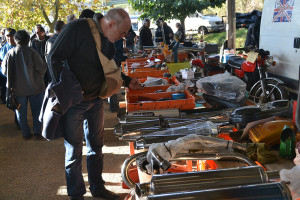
[260,0,299,91]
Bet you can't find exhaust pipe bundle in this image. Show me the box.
[146,182,292,200]
[136,166,280,198]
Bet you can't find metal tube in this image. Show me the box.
[147,182,292,200]
[149,150,171,171]
[136,166,269,197]
[121,151,147,188]
[171,152,255,166]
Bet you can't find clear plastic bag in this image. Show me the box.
[196,71,246,101]
[280,165,300,200]
[149,121,218,136]
[146,134,237,173]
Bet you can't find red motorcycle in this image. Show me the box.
[227,48,288,104]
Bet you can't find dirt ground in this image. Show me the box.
[0,101,132,200]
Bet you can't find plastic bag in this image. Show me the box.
[146,134,239,173]
[148,121,218,136]
[196,71,246,101]
[143,77,169,87]
[280,165,300,200]
[166,80,194,93]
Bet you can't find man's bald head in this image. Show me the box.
[101,8,131,43]
[104,8,130,25]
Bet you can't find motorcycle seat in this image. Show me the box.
[227,56,246,69]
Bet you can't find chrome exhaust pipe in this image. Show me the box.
[136,166,279,198]
[146,182,292,200]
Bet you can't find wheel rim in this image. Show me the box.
[253,83,284,104]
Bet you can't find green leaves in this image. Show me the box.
[0,0,110,32]
[129,0,226,24]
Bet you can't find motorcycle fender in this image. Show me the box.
[249,77,285,93]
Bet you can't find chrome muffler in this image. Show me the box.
[136,166,280,198]
[146,182,292,200]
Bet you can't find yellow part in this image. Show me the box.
[249,120,296,146]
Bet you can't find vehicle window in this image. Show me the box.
[132,23,138,31]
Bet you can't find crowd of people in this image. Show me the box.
[0,7,186,200]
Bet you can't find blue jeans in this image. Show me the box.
[15,93,43,137]
[63,98,105,197]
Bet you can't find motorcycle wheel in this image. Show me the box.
[250,79,289,104]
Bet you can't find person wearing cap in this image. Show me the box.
[0,28,16,104]
[1,30,46,140]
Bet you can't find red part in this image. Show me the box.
[241,61,256,72]
[234,69,245,78]
[192,59,204,68]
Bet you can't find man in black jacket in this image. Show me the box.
[48,8,141,200]
[139,18,153,50]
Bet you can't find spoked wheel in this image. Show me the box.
[250,79,289,104]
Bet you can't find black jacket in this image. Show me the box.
[48,15,131,100]
[139,25,153,49]
[30,35,50,62]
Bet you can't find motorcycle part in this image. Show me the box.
[249,120,296,146]
[136,166,279,198]
[250,79,289,104]
[147,182,292,200]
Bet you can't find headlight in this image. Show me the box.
[264,56,274,67]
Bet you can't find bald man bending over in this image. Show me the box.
[48,8,141,200]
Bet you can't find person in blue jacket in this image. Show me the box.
[0,28,16,104]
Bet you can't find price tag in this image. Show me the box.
[246,52,259,63]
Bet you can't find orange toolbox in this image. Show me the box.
[126,76,180,94]
[125,90,195,111]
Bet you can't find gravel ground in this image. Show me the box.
[0,101,131,200]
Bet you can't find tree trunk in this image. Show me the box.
[179,17,185,33]
[41,0,59,33]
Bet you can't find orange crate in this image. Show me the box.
[126,90,195,111]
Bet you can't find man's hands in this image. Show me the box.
[128,78,143,90]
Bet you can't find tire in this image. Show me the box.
[198,26,208,35]
[250,79,289,104]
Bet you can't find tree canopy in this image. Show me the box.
[129,0,226,29]
[0,0,110,33]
